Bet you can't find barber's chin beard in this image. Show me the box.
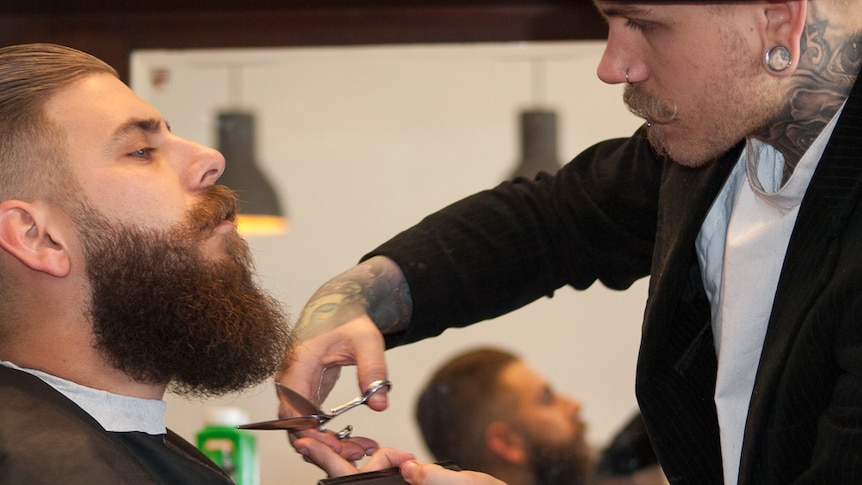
[527,435,593,485]
[79,187,293,398]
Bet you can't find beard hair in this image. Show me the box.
[76,185,293,398]
[526,433,593,485]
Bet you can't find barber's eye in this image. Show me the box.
[625,19,655,32]
[130,148,153,159]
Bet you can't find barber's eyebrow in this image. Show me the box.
[593,2,654,19]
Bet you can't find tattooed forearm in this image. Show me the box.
[293,256,413,340]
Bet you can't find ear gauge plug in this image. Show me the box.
[765,45,792,72]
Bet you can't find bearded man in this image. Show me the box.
[0,43,412,483]
[416,348,591,485]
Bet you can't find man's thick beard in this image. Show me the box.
[527,435,592,485]
[77,185,293,398]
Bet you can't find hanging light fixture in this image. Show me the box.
[510,108,560,179]
[216,64,287,237]
[217,111,288,237]
[508,58,562,180]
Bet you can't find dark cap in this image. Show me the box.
[609,1,755,2]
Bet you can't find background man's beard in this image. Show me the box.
[527,435,592,485]
[77,186,293,397]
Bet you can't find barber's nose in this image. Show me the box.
[597,27,645,85]
[597,52,627,85]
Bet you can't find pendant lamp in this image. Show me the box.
[509,108,561,179]
[216,111,288,236]
[508,58,562,180]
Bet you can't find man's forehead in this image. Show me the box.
[45,73,162,136]
[499,361,547,392]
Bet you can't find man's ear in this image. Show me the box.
[485,421,527,465]
[0,200,71,277]
[761,0,807,76]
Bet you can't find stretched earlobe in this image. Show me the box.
[761,0,807,76]
[0,200,71,278]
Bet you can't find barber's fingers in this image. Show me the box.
[294,437,412,478]
[288,428,379,462]
[400,461,506,485]
[276,342,330,411]
[352,320,390,411]
[279,317,388,410]
[294,436,359,477]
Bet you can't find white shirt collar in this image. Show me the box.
[1,360,167,435]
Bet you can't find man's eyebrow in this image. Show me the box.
[106,117,164,150]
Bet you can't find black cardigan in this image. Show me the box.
[368,72,862,484]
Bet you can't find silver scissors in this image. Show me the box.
[237,380,391,439]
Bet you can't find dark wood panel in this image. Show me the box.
[0,2,606,81]
[1,0,599,15]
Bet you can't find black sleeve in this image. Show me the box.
[364,128,663,348]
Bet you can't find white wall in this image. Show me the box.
[131,41,647,485]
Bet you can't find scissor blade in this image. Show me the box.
[276,382,327,417]
[236,416,321,430]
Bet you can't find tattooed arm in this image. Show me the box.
[278,255,412,411]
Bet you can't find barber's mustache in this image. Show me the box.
[623,85,678,124]
[187,185,240,234]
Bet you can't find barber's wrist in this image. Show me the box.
[362,256,413,335]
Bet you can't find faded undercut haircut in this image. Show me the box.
[0,43,117,206]
[415,347,519,471]
[0,44,117,302]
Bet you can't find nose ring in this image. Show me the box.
[625,68,630,84]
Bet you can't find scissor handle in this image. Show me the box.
[328,380,391,416]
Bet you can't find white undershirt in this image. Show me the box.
[1,360,166,435]
[696,104,844,485]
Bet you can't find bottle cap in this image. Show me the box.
[204,407,250,426]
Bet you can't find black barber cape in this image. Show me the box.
[0,365,233,484]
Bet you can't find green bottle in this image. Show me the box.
[196,407,259,485]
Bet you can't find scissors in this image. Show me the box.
[237,380,391,439]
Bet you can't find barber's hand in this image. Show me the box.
[276,317,388,463]
[276,257,411,461]
[279,317,391,414]
[294,434,415,478]
[400,461,507,485]
[277,256,411,412]
[288,426,382,467]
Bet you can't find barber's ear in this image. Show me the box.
[485,421,527,465]
[0,200,71,277]
[761,0,807,76]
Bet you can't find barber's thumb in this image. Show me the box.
[356,342,390,411]
[360,372,390,411]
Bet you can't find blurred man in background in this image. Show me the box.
[415,348,591,485]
